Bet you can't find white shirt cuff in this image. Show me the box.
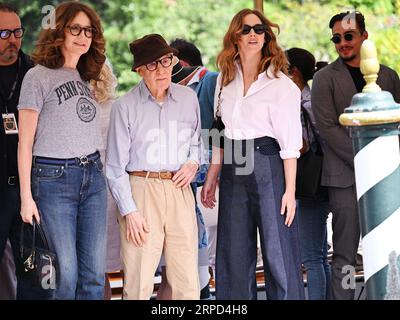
[279,149,300,160]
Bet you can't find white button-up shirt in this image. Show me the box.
[215,63,302,159]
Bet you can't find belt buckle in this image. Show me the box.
[7,176,17,186]
[79,155,89,166]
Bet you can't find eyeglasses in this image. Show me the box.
[66,25,96,38]
[0,27,25,40]
[145,55,173,71]
[330,32,354,44]
[241,24,267,35]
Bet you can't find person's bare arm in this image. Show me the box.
[201,146,223,208]
[280,158,297,227]
[18,109,40,224]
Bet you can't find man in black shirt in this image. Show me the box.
[0,3,51,299]
[311,11,400,300]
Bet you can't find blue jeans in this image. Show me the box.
[297,198,331,300]
[31,158,107,300]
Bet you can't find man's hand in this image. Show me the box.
[172,161,199,188]
[125,211,150,247]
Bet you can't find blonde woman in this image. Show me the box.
[90,60,121,300]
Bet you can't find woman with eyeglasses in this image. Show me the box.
[17,2,107,299]
[201,9,304,299]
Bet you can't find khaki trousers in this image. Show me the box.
[118,175,199,300]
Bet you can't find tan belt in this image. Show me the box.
[128,171,174,180]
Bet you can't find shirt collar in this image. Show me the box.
[139,80,177,104]
[187,66,207,87]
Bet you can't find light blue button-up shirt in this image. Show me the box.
[106,80,204,216]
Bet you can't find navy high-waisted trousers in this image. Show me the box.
[216,136,304,300]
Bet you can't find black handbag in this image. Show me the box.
[295,106,323,199]
[209,85,225,148]
[20,218,57,290]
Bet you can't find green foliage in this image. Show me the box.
[101,0,254,93]
[11,0,400,95]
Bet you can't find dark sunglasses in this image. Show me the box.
[241,24,267,35]
[66,25,96,38]
[0,27,25,40]
[330,32,354,44]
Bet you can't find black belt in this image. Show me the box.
[226,136,280,155]
[33,151,100,166]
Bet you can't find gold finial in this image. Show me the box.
[360,39,381,93]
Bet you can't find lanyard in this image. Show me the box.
[0,55,21,114]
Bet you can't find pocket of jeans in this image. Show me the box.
[93,159,104,172]
[33,164,65,180]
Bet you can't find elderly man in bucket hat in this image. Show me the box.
[105,34,203,300]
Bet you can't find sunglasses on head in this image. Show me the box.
[330,32,354,44]
[241,24,267,35]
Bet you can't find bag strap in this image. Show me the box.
[215,74,224,118]
[20,216,51,258]
[301,104,323,154]
[20,219,36,257]
[215,85,223,118]
[33,218,51,250]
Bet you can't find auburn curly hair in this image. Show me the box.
[216,9,288,87]
[32,1,105,81]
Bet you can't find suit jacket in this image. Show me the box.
[311,57,400,188]
[0,51,34,193]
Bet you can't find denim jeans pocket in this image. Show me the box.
[32,164,65,180]
[93,159,103,172]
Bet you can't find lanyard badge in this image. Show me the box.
[1,55,21,135]
[2,113,18,135]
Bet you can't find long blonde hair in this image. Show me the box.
[216,9,288,87]
[90,59,117,104]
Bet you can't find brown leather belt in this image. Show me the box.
[128,171,174,179]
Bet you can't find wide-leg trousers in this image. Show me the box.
[216,137,304,300]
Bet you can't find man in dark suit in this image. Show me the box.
[0,3,51,299]
[311,11,400,300]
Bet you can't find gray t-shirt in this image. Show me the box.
[18,65,102,158]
